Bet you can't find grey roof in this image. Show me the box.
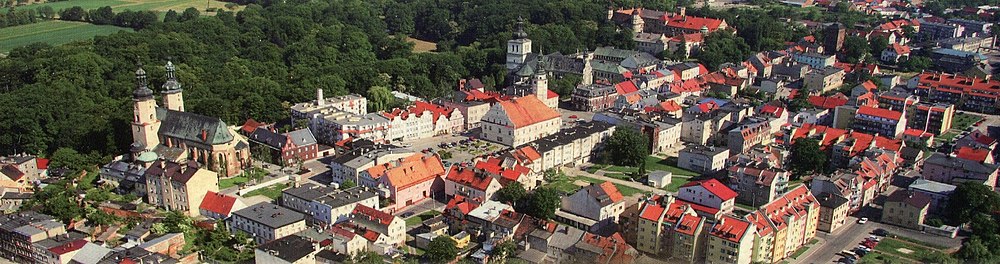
[809,66,845,77]
[1,191,31,200]
[286,129,317,146]
[886,190,932,208]
[139,233,183,250]
[71,243,113,264]
[249,128,287,150]
[647,170,671,179]
[908,179,956,194]
[681,144,729,156]
[533,121,615,153]
[256,235,316,263]
[283,184,378,209]
[332,144,413,170]
[816,193,849,208]
[924,153,1000,174]
[98,246,178,264]
[232,203,305,229]
[548,225,585,250]
[156,108,233,145]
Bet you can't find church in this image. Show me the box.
[503,17,571,109]
[129,61,250,176]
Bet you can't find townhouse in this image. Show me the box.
[678,145,731,174]
[360,153,446,212]
[677,179,738,216]
[557,181,626,232]
[706,216,755,264]
[474,156,539,190]
[229,203,307,244]
[281,183,380,226]
[804,66,846,93]
[530,121,616,171]
[909,72,1000,114]
[328,141,414,185]
[883,190,932,230]
[349,204,406,250]
[481,96,562,147]
[634,195,705,260]
[381,101,465,141]
[144,160,219,217]
[198,191,246,221]
[907,179,956,214]
[815,193,850,233]
[728,163,790,207]
[851,106,907,138]
[727,118,772,155]
[248,128,318,166]
[593,110,679,153]
[444,165,503,201]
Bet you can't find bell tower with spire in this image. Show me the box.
[161,60,184,112]
[506,17,532,71]
[132,61,161,151]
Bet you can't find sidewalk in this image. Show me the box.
[562,166,667,195]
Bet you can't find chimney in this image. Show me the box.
[458,79,467,90]
[679,7,686,18]
[317,89,325,106]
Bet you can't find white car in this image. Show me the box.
[857,246,872,252]
[869,235,881,242]
[858,217,868,224]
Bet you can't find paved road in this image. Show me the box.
[562,166,667,196]
[796,216,876,264]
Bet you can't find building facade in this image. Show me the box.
[481,96,562,147]
[145,160,219,216]
[229,203,307,244]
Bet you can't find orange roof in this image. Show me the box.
[745,211,774,237]
[674,214,703,236]
[807,94,849,109]
[597,181,625,203]
[580,232,636,264]
[658,100,683,112]
[475,157,531,183]
[614,80,639,94]
[199,191,238,216]
[680,179,738,200]
[711,215,752,243]
[890,43,911,55]
[639,203,666,222]
[367,153,446,190]
[670,32,704,43]
[860,80,878,92]
[352,204,395,226]
[914,72,1000,95]
[662,13,725,32]
[955,146,991,163]
[510,146,541,164]
[857,106,902,120]
[760,185,816,232]
[497,96,560,127]
[445,195,481,215]
[903,128,933,138]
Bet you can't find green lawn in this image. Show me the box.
[404,211,441,227]
[575,176,645,196]
[645,156,700,177]
[873,238,956,263]
[951,112,983,131]
[242,183,288,199]
[789,239,818,259]
[0,21,130,52]
[664,176,693,192]
[219,176,248,189]
[860,251,917,264]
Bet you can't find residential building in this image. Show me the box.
[350,204,406,248]
[290,90,367,121]
[934,36,994,53]
[815,193,849,233]
[0,212,68,263]
[706,216,755,264]
[677,179,738,215]
[757,185,819,263]
[919,21,964,41]
[128,62,250,176]
[911,73,1000,114]
[883,190,932,230]
[571,81,618,111]
[921,153,999,188]
[670,213,707,263]
[198,191,246,220]
[531,121,616,172]
[610,7,729,36]
[360,153,446,212]
[571,233,639,264]
[907,179,956,214]
[474,156,539,190]
[946,18,993,37]
[229,203,307,244]
[907,103,955,135]
[727,119,772,154]
[558,181,626,231]
[98,159,147,196]
[878,88,919,112]
[281,183,379,226]
[804,66,845,93]
[678,145,731,174]
[928,48,991,76]
[248,128,318,166]
[144,160,219,217]
[633,33,672,55]
[634,195,701,257]
[481,96,561,147]
[0,155,39,191]
[728,164,790,207]
[851,106,907,138]
[880,43,911,63]
[254,235,319,264]
[444,165,503,201]
[381,101,465,141]
[593,110,679,153]
[327,226,368,256]
[328,141,413,185]
[792,52,835,69]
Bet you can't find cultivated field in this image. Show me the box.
[406,37,438,53]
[0,20,130,52]
[21,0,242,13]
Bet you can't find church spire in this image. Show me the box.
[514,16,528,39]
[133,61,153,100]
[161,58,182,92]
[161,57,185,112]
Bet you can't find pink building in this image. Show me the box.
[361,153,446,213]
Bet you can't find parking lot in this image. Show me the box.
[398,132,507,166]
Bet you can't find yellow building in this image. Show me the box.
[756,185,819,262]
[883,190,931,230]
[745,211,775,263]
[635,195,705,261]
[817,193,850,233]
[145,160,219,216]
[707,215,755,264]
[671,213,706,263]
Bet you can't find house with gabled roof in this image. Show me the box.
[350,204,405,249]
[677,179,738,216]
[198,191,246,220]
[360,153,446,212]
[557,181,626,232]
[883,190,932,230]
[145,160,218,217]
[248,127,318,166]
[707,215,755,264]
[444,164,503,201]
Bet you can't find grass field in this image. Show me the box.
[242,182,288,199]
[22,0,241,13]
[404,211,441,227]
[406,37,437,53]
[870,237,957,263]
[0,20,130,52]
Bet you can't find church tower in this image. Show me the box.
[506,17,532,71]
[631,9,644,34]
[161,60,184,112]
[132,62,161,151]
[534,57,549,98]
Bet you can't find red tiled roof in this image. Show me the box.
[2,165,26,181]
[446,165,498,192]
[361,230,380,242]
[352,204,395,226]
[711,215,752,243]
[36,158,49,170]
[47,239,87,255]
[759,105,785,117]
[857,106,902,120]
[328,225,356,240]
[639,203,666,222]
[914,73,1000,97]
[670,32,704,43]
[662,13,725,32]
[497,96,560,127]
[680,179,738,201]
[890,43,911,55]
[199,191,238,216]
[807,94,849,109]
[674,214,703,236]
[860,80,878,92]
[547,89,559,99]
[241,118,264,134]
[580,232,636,264]
[511,146,541,164]
[658,100,683,112]
[445,195,480,215]
[614,80,639,95]
[745,211,774,237]
[903,128,933,138]
[955,146,991,163]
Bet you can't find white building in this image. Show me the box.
[481,96,561,147]
[230,203,307,244]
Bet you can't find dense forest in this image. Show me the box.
[0,0,652,161]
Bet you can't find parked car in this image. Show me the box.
[858,217,868,224]
[869,235,881,242]
[873,229,890,236]
[856,246,872,252]
[854,249,868,257]
[401,212,415,218]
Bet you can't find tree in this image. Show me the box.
[788,138,826,178]
[957,237,994,261]
[59,6,86,21]
[437,150,453,160]
[495,182,526,205]
[945,182,1000,225]
[151,223,168,235]
[88,6,114,25]
[179,7,200,22]
[842,36,870,63]
[520,187,561,220]
[605,127,649,167]
[340,180,357,190]
[367,86,395,112]
[694,29,750,70]
[50,147,91,172]
[869,36,889,57]
[163,10,179,23]
[490,240,518,263]
[426,236,458,263]
[900,56,932,72]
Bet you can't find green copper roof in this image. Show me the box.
[156,108,234,145]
